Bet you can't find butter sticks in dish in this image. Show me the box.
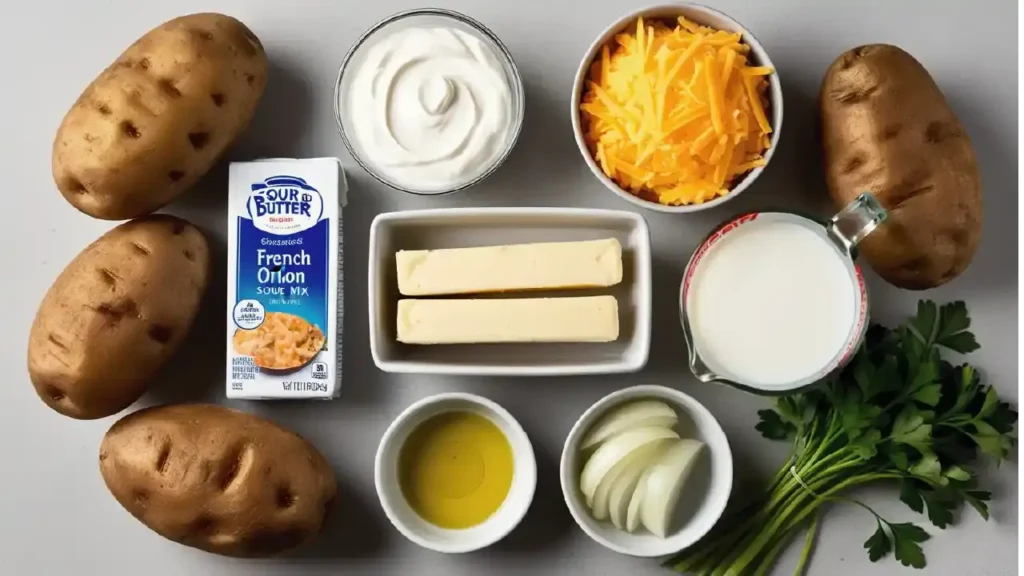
[396,239,622,344]
[367,207,651,375]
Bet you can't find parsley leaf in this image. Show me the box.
[899,480,924,514]
[909,351,939,390]
[853,356,874,396]
[941,364,981,420]
[970,421,1014,461]
[853,354,895,402]
[899,326,927,371]
[774,397,798,423]
[909,453,943,484]
[890,523,930,568]
[864,520,891,562]
[978,387,1000,419]
[888,446,911,470]
[943,465,971,482]
[963,490,992,520]
[958,365,979,393]
[849,429,882,460]
[755,409,792,440]
[840,395,883,439]
[876,354,902,394]
[892,408,933,454]
[899,479,957,528]
[911,383,942,406]
[921,489,956,529]
[910,300,938,343]
[986,400,1019,436]
[934,301,979,353]
[937,331,981,354]
[937,301,969,335]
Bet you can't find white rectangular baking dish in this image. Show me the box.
[368,207,652,375]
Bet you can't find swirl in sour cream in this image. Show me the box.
[346,27,513,192]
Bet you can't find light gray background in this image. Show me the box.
[1,1,1017,574]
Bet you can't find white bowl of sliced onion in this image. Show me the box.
[559,385,732,557]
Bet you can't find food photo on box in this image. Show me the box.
[1,1,1018,576]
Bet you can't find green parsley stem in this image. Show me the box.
[752,522,804,576]
[728,464,887,574]
[793,512,820,576]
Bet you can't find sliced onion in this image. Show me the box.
[587,451,628,515]
[640,438,706,538]
[590,440,669,521]
[626,467,651,533]
[581,400,678,451]
[608,443,663,529]
[579,426,679,501]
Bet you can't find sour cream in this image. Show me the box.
[345,26,515,192]
[685,219,857,388]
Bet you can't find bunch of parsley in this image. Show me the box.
[668,301,1016,575]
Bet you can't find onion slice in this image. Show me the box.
[607,445,659,529]
[581,400,678,451]
[640,438,706,538]
[626,467,651,533]
[579,426,679,502]
[590,440,668,520]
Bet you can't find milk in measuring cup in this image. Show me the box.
[685,218,857,388]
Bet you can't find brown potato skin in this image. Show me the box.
[27,216,209,419]
[99,404,337,557]
[820,44,981,290]
[52,13,267,220]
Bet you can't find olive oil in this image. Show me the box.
[398,411,514,529]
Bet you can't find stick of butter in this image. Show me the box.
[396,238,622,296]
[397,296,619,344]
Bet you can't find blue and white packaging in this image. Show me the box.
[226,158,345,399]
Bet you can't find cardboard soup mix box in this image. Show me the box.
[226,158,346,399]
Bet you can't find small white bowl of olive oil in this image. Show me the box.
[375,392,537,553]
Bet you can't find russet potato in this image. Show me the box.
[820,44,982,290]
[52,13,267,220]
[99,404,337,557]
[27,215,209,419]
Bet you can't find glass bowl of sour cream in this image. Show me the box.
[335,9,525,195]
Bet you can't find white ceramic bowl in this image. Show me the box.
[570,3,784,214]
[368,207,652,375]
[375,392,537,553]
[560,385,733,557]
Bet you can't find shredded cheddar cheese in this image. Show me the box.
[580,17,773,206]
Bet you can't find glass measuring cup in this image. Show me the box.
[679,193,888,395]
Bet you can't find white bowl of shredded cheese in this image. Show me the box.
[571,4,784,213]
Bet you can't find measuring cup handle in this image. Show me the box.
[827,193,888,255]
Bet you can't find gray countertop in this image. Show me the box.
[2,1,1017,574]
